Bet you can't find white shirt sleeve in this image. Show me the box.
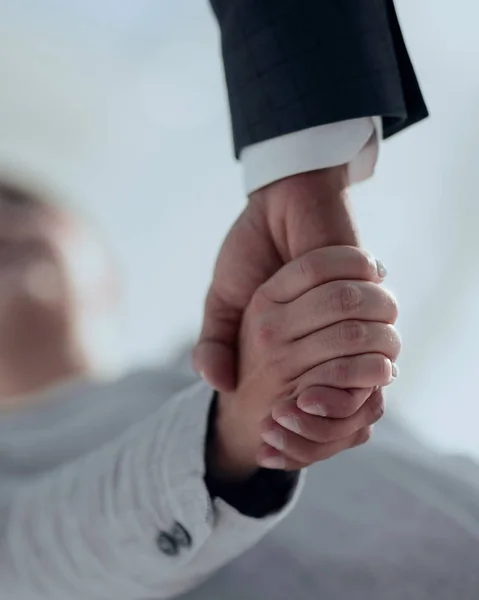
[241,117,382,195]
[1,380,303,600]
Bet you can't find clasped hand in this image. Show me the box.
[212,246,400,478]
[196,168,400,478]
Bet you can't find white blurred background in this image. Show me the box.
[0,1,478,457]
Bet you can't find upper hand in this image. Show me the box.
[193,167,361,392]
[213,246,400,479]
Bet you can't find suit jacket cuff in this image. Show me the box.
[241,117,381,194]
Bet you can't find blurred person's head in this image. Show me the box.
[0,179,123,409]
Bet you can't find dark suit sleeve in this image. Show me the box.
[209,0,428,158]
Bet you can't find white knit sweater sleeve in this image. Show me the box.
[0,380,303,600]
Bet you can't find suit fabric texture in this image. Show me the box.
[210,0,428,156]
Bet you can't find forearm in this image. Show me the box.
[0,380,302,600]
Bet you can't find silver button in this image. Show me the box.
[157,531,179,557]
[171,522,192,548]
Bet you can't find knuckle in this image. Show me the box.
[329,359,351,384]
[328,359,351,384]
[249,287,270,316]
[339,320,365,344]
[330,283,362,315]
[255,320,277,348]
[252,307,284,350]
[298,255,316,284]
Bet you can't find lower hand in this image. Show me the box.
[258,386,386,470]
[212,246,400,480]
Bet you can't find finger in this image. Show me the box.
[286,321,401,380]
[270,389,384,444]
[282,280,398,340]
[193,286,240,391]
[257,426,374,470]
[260,246,385,304]
[294,354,397,401]
[294,386,374,419]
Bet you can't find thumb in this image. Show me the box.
[193,286,241,392]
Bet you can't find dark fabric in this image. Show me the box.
[206,467,299,519]
[204,394,299,518]
[210,0,429,157]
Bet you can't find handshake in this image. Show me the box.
[195,169,400,481]
[205,246,400,480]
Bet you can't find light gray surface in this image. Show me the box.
[182,420,479,600]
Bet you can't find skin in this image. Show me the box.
[194,166,362,392]
[211,246,400,480]
[0,180,400,486]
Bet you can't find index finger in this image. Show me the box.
[261,246,385,303]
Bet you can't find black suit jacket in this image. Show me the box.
[210,0,428,158]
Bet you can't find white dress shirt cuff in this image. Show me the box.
[241,117,382,195]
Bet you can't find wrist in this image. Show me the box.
[205,392,259,483]
[250,164,349,206]
[251,165,357,259]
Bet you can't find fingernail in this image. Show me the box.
[259,455,286,469]
[199,371,212,387]
[276,415,301,434]
[376,259,388,279]
[301,404,328,417]
[391,363,399,379]
[261,429,285,451]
